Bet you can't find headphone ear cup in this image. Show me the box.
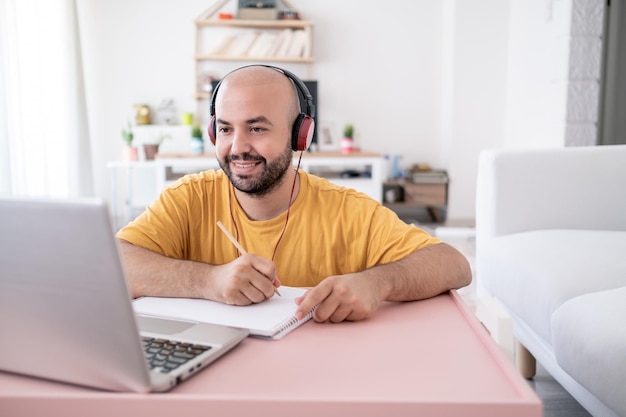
[208,116,217,145]
[292,114,315,151]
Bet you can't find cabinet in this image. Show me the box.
[194,0,314,124]
[383,178,449,224]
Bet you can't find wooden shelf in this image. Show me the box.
[302,151,381,158]
[194,92,212,100]
[195,18,313,29]
[384,201,446,210]
[195,54,314,63]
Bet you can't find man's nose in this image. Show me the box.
[230,131,252,154]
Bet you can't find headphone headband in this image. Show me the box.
[208,65,316,152]
[209,65,315,118]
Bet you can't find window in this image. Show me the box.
[0,0,92,197]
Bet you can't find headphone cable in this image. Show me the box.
[271,151,302,261]
[227,151,303,263]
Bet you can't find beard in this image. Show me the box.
[219,141,293,197]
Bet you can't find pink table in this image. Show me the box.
[0,291,541,417]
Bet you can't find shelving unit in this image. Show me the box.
[193,0,314,123]
[383,178,448,223]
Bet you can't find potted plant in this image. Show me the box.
[143,132,171,160]
[121,121,138,161]
[341,124,355,154]
[190,125,204,155]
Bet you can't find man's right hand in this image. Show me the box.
[117,239,280,305]
[206,254,281,305]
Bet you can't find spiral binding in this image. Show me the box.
[271,305,318,340]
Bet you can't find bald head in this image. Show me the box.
[214,66,301,124]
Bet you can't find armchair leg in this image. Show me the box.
[516,341,536,379]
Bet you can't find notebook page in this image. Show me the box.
[133,286,309,338]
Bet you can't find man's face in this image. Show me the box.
[214,81,294,197]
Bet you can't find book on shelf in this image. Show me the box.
[274,29,294,57]
[225,32,259,56]
[208,34,236,55]
[269,28,292,57]
[247,32,277,58]
[408,170,448,184]
[286,29,307,58]
[302,29,312,58]
[207,29,309,59]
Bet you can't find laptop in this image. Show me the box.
[0,196,249,392]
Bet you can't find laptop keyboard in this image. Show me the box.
[142,337,212,373]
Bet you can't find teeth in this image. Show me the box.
[234,162,257,168]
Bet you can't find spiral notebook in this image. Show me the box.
[133,286,315,340]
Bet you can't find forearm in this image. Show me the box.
[294,242,471,322]
[367,242,472,302]
[117,239,209,299]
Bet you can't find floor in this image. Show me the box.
[431,223,592,417]
[531,364,591,417]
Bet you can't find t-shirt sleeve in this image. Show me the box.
[116,185,191,259]
[364,204,442,267]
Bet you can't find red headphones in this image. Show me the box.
[208,65,316,152]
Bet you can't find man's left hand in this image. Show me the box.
[294,274,386,322]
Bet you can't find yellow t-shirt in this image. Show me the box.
[116,170,441,287]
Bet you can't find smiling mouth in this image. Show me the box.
[232,160,261,169]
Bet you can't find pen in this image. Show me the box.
[217,221,281,296]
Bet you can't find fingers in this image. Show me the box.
[295,279,351,322]
[216,254,279,305]
[272,276,282,288]
[247,254,281,297]
[295,276,381,322]
[295,280,332,320]
[296,285,354,322]
[246,254,278,284]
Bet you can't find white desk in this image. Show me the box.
[107,152,385,229]
[106,160,158,230]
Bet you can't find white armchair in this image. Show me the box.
[475,145,626,417]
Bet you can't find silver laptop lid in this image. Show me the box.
[0,197,152,392]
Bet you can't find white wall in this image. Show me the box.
[78,0,590,221]
[440,0,510,219]
[504,0,604,149]
[77,0,204,190]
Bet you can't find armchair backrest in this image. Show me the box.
[476,145,626,244]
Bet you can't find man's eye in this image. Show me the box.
[251,127,264,133]
[218,127,231,133]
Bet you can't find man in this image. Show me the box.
[117,65,471,323]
